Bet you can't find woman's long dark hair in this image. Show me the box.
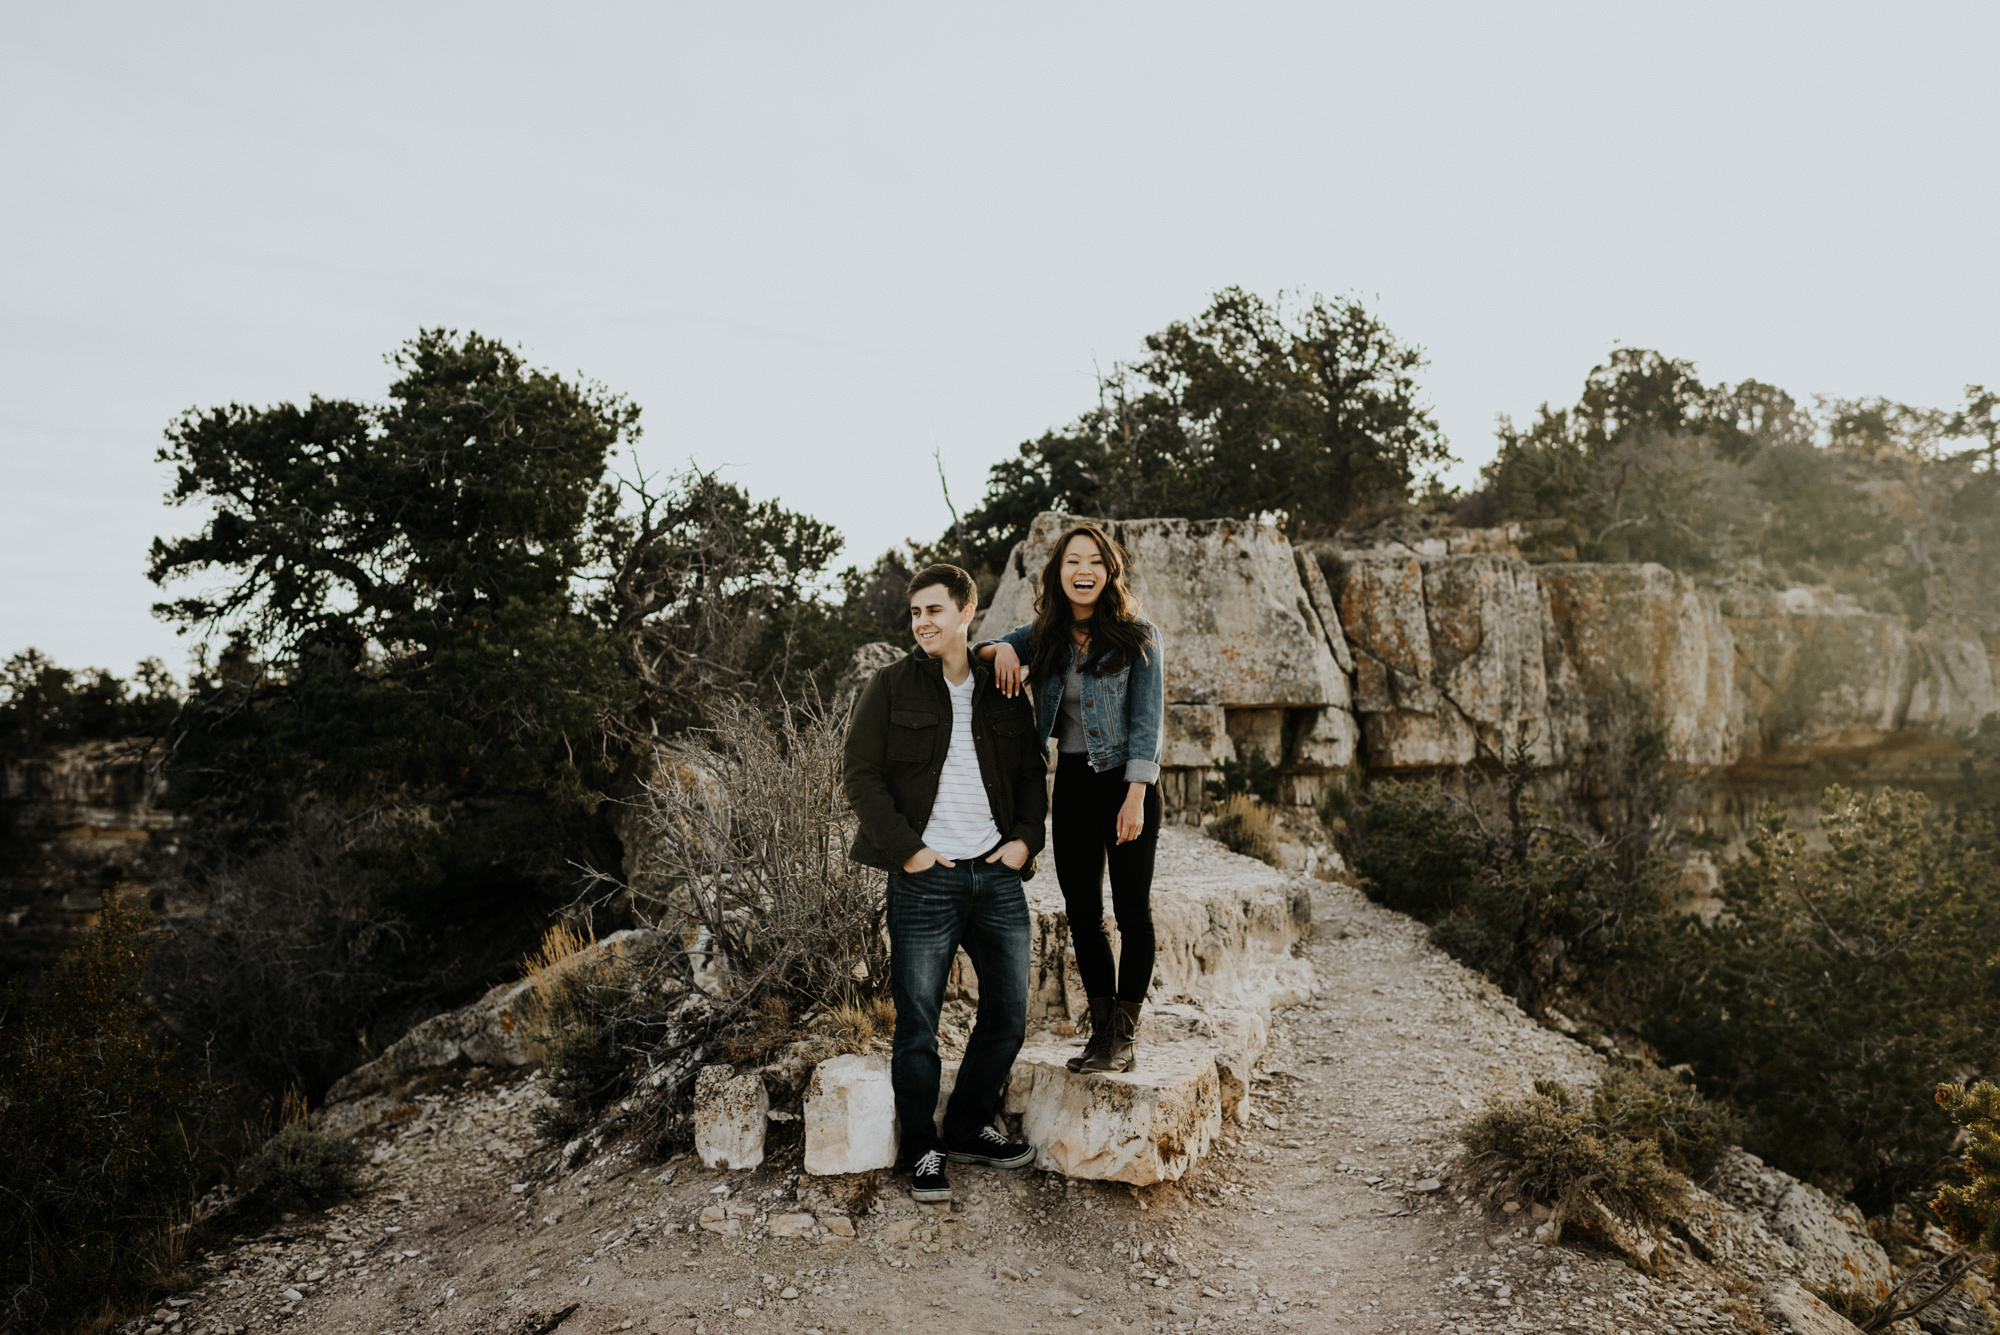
[1028,523,1153,682]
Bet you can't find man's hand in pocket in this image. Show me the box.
[985,840,1030,871]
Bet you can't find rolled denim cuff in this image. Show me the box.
[1122,759,1161,784]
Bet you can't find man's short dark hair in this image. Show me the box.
[906,563,977,609]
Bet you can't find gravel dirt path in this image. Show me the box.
[137,834,1757,1335]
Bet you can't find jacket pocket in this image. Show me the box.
[888,707,938,762]
[988,713,1029,738]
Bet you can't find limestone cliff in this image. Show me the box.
[0,738,183,979]
[977,511,1998,836]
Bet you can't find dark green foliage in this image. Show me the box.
[1592,1066,1744,1179]
[1350,779,1672,1021]
[235,1115,368,1218]
[1647,789,2000,1204]
[145,333,856,1074]
[1931,1080,2000,1255]
[145,814,434,1102]
[1204,752,1283,806]
[0,894,207,1330]
[531,1017,632,1143]
[0,650,181,761]
[1463,351,2000,633]
[1349,780,1485,919]
[1461,1082,1688,1225]
[953,288,1450,571]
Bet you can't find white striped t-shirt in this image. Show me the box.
[923,671,1002,859]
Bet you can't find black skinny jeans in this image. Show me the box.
[1052,751,1161,1003]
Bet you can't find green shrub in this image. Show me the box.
[1933,1080,2000,1255]
[1352,778,1675,1022]
[1645,788,2000,1206]
[236,1102,369,1218]
[531,1022,630,1143]
[1461,1081,1688,1226]
[1350,780,1485,919]
[0,893,207,1331]
[1206,753,1281,806]
[1592,1066,1743,1180]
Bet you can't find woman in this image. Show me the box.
[977,523,1164,1073]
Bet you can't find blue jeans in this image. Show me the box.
[886,857,1031,1161]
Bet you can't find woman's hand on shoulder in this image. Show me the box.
[992,641,1023,696]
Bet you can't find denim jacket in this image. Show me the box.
[980,618,1165,784]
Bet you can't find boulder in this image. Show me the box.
[1162,703,1234,769]
[1711,1149,1896,1300]
[1005,1029,1223,1184]
[830,642,907,714]
[1769,1181,1896,1301]
[1761,1279,1867,1335]
[324,929,658,1105]
[699,1203,753,1236]
[1540,562,1739,769]
[693,1065,769,1171]
[804,1053,900,1175]
[982,513,1349,710]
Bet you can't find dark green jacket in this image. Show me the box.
[842,645,1048,876]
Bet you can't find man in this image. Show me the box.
[842,563,1046,1202]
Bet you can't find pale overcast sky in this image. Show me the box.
[4,3,1995,676]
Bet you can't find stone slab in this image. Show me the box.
[693,1064,768,1171]
[804,1053,899,1175]
[1007,1029,1223,1184]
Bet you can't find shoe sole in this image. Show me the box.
[1078,1059,1137,1074]
[946,1146,1035,1169]
[910,1184,953,1202]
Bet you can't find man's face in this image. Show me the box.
[909,583,974,657]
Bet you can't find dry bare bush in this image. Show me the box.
[631,693,889,1011]
[550,694,890,1147]
[1209,793,1280,867]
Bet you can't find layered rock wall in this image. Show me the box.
[979,513,1359,814]
[0,739,184,979]
[974,511,1996,838]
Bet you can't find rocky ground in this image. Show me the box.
[125,831,1984,1335]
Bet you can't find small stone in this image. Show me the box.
[999,1267,1023,1281]
[1415,1178,1442,1192]
[780,1287,799,1300]
[824,1216,856,1238]
[510,1183,527,1193]
[769,1212,816,1239]
[735,1309,755,1317]
[1501,1200,1520,1213]
[1202,1287,1223,1299]
[281,1288,304,1302]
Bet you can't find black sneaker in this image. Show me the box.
[945,1125,1035,1169]
[910,1148,952,1202]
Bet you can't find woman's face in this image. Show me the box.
[1060,534,1109,611]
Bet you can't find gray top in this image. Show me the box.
[1055,657,1089,753]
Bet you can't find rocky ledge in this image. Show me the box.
[320,826,1320,1190]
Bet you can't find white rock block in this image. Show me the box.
[1011,1030,1223,1184]
[805,1053,899,1175]
[693,1065,768,1171]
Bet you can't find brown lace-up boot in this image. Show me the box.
[1067,997,1114,1072]
[1080,999,1141,1073]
